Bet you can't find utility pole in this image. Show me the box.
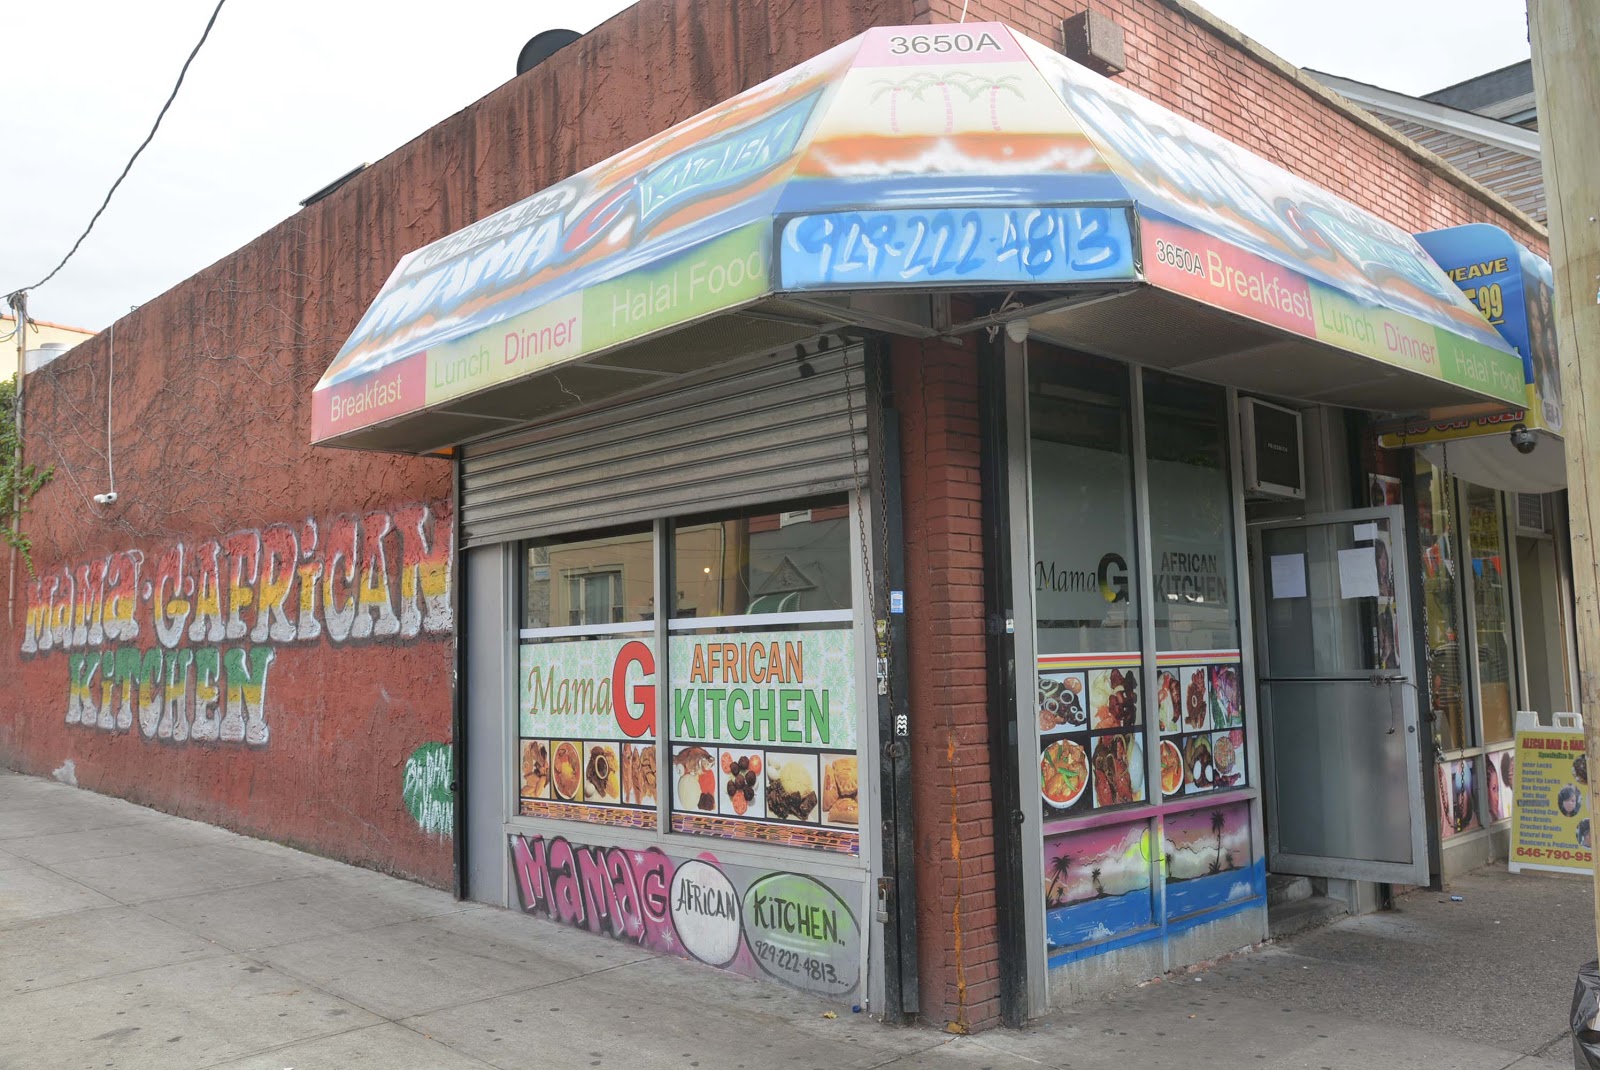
[6,289,25,627]
[1528,0,1600,958]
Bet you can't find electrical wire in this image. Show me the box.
[7,0,228,298]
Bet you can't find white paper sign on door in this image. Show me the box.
[1337,547,1380,599]
[1269,553,1307,599]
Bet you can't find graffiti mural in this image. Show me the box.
[508,832,862,999]
[18,500,453,747]
[403,742,454,835]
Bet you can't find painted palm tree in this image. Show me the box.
[1090,866,1104,898]
[947,72,1025,132]
[1046,852,1073,906]
[1210,809,1227,875]
[871,72,979,135]
[870,78,913,135]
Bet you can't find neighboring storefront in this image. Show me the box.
[1373,224,1575,879]
[312,21,1537,1018]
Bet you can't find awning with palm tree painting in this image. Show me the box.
[312,22,1525,452]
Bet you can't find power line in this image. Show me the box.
[6,0,229,300]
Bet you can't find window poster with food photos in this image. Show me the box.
[519,636,659,828]
[1155,652,1247,800]
[669,629,859,854]
[1039,652,1146,818]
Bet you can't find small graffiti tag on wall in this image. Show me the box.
[508,832,861,998]
[18,500,453,747]
[403,742,454,836]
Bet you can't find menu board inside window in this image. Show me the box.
[1039,655,1145,817]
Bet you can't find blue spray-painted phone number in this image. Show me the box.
[780,205,1135,289]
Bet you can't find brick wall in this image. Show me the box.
[912,0,1546,255]
[892,336,1001,1031]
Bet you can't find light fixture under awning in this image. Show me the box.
[311,22,1525,452]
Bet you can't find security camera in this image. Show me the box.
[92,492,118,505]
[1004,318,1030,344]
[1509,424,1537,456]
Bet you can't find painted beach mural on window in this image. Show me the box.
[1043,821,1154,952]
[1163,801,1263,924]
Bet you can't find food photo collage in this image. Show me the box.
[669,744,860,832]
[1038,665,1146,817]
[1155,662,1248,799]
[1039,660,1248,819]
[519,737,657,828]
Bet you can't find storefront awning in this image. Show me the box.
[312,22,1525,452]
[1377,225,1565,491]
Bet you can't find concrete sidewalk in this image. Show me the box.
[0,767,1586,1070]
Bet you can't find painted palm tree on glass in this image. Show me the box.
[1046,852,1073,908]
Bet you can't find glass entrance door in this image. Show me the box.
[1250,508,1430,884]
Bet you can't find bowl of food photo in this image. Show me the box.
[1040,739,1089,809]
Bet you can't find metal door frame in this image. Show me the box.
[1249,505,1431,885]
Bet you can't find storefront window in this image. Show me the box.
[669,498,859,854]
[1516,526,1573,720]
[1465,484,1517,745]
[1145,373,1246,803]
[514,505,863,855]
[1029,351,1140,657]
[1028,349,1260,962]
[1030,351,1144,818]
[518,526,656,828]
[674,500,852,617]
[524,526,656,629]
[1143,372,1238,653]
[1414,458,1470,751]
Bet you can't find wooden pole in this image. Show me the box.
[1528,0,1600,958]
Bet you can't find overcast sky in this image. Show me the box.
[3,0,1533,333]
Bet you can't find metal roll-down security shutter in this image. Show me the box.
[458,344,868,546]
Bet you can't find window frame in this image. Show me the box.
[505,498,874,879]
[1016,341,1265,982]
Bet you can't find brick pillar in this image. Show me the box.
[890,336,1002,1032]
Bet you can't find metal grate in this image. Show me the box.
[1516,492,1549,535]
[459,344,866,546]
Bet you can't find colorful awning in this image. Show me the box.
[313,22,1524,450]
[1377,225,1563,491]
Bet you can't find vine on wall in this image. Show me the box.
[0,377,52,570]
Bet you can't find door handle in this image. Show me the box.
[1369,673,1408,686]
